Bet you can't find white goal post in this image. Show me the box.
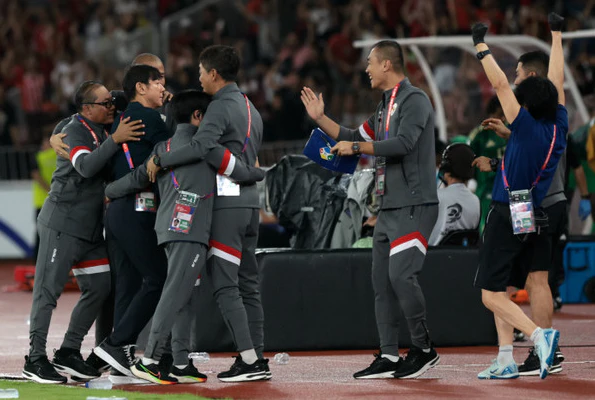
[354,32,594,142]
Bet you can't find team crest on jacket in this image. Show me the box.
[390,103,398,116]
[319,146,334,161]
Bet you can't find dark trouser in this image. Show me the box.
[29,223,111,360]
[144,242,207,361]
[172,285,200,366]
[207,208,264,357]
[372,205,438,355]
[104,197,167,347]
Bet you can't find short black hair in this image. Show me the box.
[440,143,476,181]
[199,45,240,82]
[371,40,405,73]
[122,65,162,101]
[170,89,212,124]
[514,76,558,122]
[74,81,102,112]
[518,51,549,78]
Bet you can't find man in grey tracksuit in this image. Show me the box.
[145,45,268,382]
[23,81,142,384]
[105,89,265,384]
[301,40,440,380]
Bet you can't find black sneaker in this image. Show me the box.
[23,355,67,384]
[392,347,440,379]
[553,296,563,312]
[86,351,110,373]
[259,358,272,380]
[52,348,100,380]
[131,359,178,385]
[353,353,400,379]
[518,346,563,376]
[94,341,134,377]
[109,367,149,385]
[217,355,269,382]
[169,360,207,383]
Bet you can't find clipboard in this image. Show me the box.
[302,128,360,174]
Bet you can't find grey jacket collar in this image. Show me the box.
[213,82,240,99]
[174,123,198,139]
[382,78,411,100]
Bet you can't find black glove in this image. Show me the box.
[548,12,564,31]
[471,23,489,46]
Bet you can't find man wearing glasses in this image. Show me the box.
[23,81,143,384]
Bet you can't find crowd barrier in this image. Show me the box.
[138,247,497,352]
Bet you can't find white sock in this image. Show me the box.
[497,345,514,365]
[240,349,258,365]
[142,357,158,365]
[175,364,187,369]
[381,354,399,362]
[530,327,543,344]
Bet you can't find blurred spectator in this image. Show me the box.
[31,136,57,259]
[0,82,19,146]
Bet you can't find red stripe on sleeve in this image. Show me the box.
[218,149,232,175]
[69,146,92,160]
[363,121,375,140]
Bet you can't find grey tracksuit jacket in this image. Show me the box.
[338,78,438,209]
[39,114,119,241]
[105,123,265,245]
[156,83,263,210]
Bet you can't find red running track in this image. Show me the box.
[1,263,594,399]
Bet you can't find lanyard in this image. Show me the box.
[76,115,104,149]
[241,94,251,153]
[501,125,557,190]
[119,114,135,170]
[166,138,214,199]
[383,84,401,140]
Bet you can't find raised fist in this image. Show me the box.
[471,23,489,46]
[548,12,564,32]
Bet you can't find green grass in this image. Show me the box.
[0,380,214,400]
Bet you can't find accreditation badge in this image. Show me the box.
[375,156,386,196]
[508,189,535,235]
[216,175,240,196]
[135,192,157,213]
[169,190,199,234]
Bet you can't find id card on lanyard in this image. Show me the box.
[118,114,158,213]
[375,84,400,196]
[165,139,214,234]
[503,125,557,235]
[217,94,252,197]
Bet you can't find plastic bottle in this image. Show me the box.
[85,378,113,390]
[273,353,290,365]
[86,397,127,400]
[188,352,210,363]
[0,389,19,398]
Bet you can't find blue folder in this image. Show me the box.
[302,128,360,174]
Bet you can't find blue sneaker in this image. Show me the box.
[534,328,560,379]
[477,359,519,379]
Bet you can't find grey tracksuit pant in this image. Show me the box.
[29,223,111,360]
[207,208,264,357]
[144,241,207,360]
[372,204,438,355]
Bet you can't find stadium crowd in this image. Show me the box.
[1,0,595,149]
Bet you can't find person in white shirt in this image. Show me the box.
[429,143,480,245]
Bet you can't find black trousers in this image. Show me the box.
[104,197,167,346]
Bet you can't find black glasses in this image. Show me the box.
[83,98,115,108]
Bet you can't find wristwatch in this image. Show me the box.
[153,155,161,167]
[489,157,500,172]
[476,50,491,60]
[352,142,361,154]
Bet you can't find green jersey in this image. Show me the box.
[469,125,507,201]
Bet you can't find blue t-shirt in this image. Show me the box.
[492,104,568,207]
